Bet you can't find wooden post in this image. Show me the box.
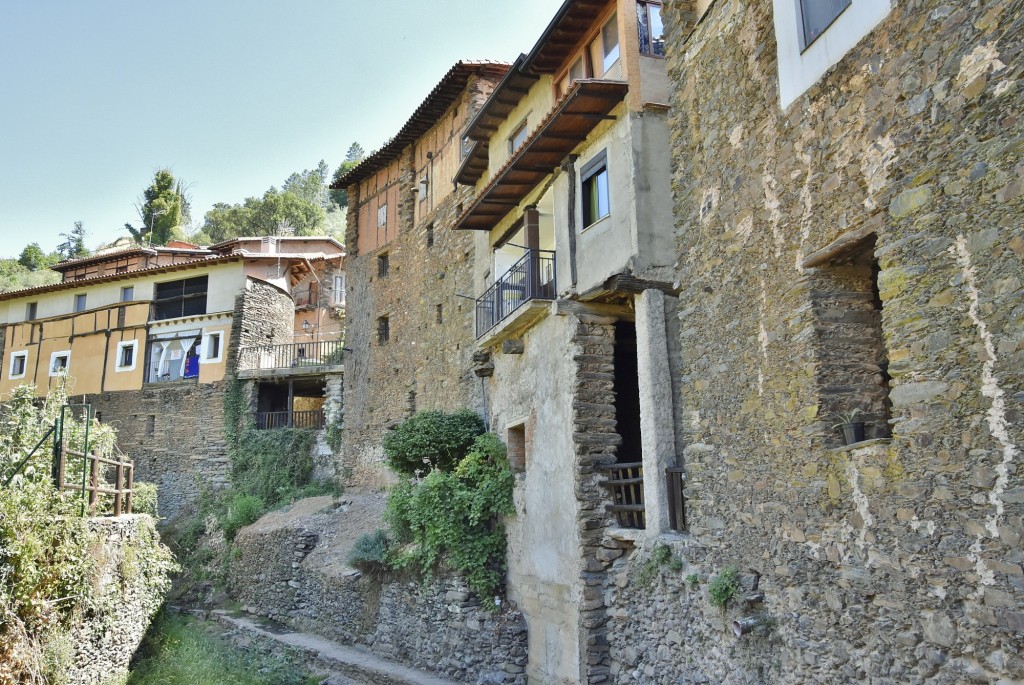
[125,463,134,515]
[88,454,99,512]
[114,461,123,517]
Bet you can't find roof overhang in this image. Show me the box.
[454,80,628,231]
[524,0,610,74]
[331,61,510,190]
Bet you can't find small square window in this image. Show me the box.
[74,293,87,313]
[9,351,28,379]
[121,286,134,302]
[201,331,224,364]
[26,302,37,320]
[115,340,138,372]
[581,150,611,228]
[377,204,388,228]
[378,253,390,278]
[377,316,390,344]
[49,351,70,377]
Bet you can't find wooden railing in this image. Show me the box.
[665,467,686,532]
[255,409,325,430]
[476,249,556,338]
[600,461,645,529]
[239,340,343,371]
[58,448,134,517]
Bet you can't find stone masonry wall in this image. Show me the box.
[342,77,495,485]
[599,1,1024,684]
[66,515,171,685]
[230,517,528,684]
[230,277,297,370]
[83,381,229,521]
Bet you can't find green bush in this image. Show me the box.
[221,493,265,542]
[383,410,485,477]
[708,565,741,609]
[347,530,391,576]
[132,482,159,517]
[384,433,514,604]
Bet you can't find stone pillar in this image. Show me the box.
[635,289,677,535]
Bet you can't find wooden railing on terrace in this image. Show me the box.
[599,464,688,532]
[239,340,342,371]
[255,409,325,430]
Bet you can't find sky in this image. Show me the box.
[0,0,561,258]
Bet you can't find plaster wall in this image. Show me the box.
[492,313,584,685]
[485,78,557,180]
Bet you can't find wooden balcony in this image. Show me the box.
[254,409,325,430]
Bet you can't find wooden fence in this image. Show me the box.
[58,448,134,516]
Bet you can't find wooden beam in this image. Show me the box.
[802,226,876,268]
[552,299,635,321]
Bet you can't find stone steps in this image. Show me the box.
[211,610,462,685]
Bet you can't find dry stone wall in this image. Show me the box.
[597,0,1024,683]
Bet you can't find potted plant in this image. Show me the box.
[833,409,866,445]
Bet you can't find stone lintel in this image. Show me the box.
[802,225,876,268]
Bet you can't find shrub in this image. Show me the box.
[708,565,741,609]
[384,433,514,604]
[221,494,264,542]
[383,410,485,477]
[347,530,391,576]
[132,482,159,517]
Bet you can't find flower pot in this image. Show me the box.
[841,421,865,445]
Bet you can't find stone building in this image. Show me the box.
[453,1,685,680]
[333,61,509,484]
[592,0,1023,684]
[0,236,346,518]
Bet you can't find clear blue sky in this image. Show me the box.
[0,0,560,258]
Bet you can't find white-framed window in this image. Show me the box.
[773,0,891,108]
[200,330,224,364]
[74,293,87,313]
[333,273,347,306]
[377,204,388,228]
[602,13,620,71]
[49,350,70,377]
[115,340,138,372]
[9,351,28,380]
[581,150,611,229]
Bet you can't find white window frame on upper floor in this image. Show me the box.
[333,272,347,306]
[200,330,224,365]
[9,350,28,380]
[773,0,892,109]
[115,340,138,372]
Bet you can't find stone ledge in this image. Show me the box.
[827,437,892,454]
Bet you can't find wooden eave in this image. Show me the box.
[331,61,511,190]
[454,80,628,231]
[524,0,610,74]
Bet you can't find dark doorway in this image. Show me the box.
[613,321,642,463]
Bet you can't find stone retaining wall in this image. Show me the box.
[230,521,528,684]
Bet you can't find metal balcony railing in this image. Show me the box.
[255,409,326,430]
[239,340,343,371]
[475,249,556,338]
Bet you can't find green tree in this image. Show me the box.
[17,243,54,271]
[201,170,328,242]
[125,169,184,246]
[330,142,365,208]
[56,221,89,260]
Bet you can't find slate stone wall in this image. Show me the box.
[341,78,494,486]
[600,1,1024,683]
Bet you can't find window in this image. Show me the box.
[418,176,429,199]
[799,0,851,49]
[25,302,37,321]
[152,275,208,320]
[377,204,388,228]
[49,350,70,377]
[772,0,891,108]
[509,119,529,156]
[436,304,443,325]
[377,253,390,278]
[9,351,28,380]
[507,423,527,472]
[602,14,620,70]
[121,286,134,302]
[115,340,138,372]
[581,150,611,228]
[569,56,586,83]
[201,330,224,364]
[333,273,347,306]
[461,136,475,160]
[377,316,390,344]
[74,293,87,312]
[147,336,200,382]
[637,2,665,57]
[426,224,434,248]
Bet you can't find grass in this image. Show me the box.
[128,612,320,685]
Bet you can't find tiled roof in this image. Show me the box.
[331,60,511,189]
